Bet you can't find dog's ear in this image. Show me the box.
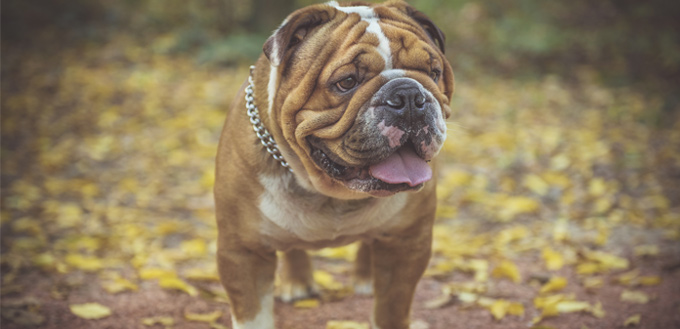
[406,7,446,54]
[263,5,335,66]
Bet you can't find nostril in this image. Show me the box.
[414,93,426,108]
[386,95,405,109]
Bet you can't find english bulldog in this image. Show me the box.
[214,1,454,328]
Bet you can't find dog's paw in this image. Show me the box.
[278,281,319,302]
[353,278,373,296]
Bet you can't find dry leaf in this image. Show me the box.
[314,270,344,290]
[542,247,564,270]
[624,314,641,327]
[620,290,650,304]
[184,310,222,323]
[159,277,198,296]
[69,303,112,319]
[294,299,320,309]
[491,260,521,283]
[540,277,567,294]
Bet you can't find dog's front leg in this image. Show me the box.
[217,236,277,329]
[371,226,432,329]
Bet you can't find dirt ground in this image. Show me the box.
[2,226,679,329]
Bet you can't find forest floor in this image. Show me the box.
[2,19,680,329]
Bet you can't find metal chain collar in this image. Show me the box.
[245,66,293,172]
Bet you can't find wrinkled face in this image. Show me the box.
[264,1,454,199]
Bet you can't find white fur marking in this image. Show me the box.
[258,174,408,244]
[232,292,274,329]
[381,69,406,80]
[331,3,393,70]
[268,63,278,116]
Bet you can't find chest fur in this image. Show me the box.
[257,174,408,249]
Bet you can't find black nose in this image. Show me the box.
[386,86,427,110]
[379,79,429,126]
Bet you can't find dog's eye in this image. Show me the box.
[336,76,358,92]
[429,69,441,83]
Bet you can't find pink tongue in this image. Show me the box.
[369,147,432,187]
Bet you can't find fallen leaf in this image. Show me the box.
[314,270,344,290]
[294,299,320,309]
[540,277,567,294]
[184,310,222,323]
[69,303,112,319]
[620,290,650,304]
[491,260,521,283]
[159,277,198,296]
[542,247,564,270]
[498,196,540,221]
[139,268,177,280]
[623,314,641,327]
[487,299,524,320]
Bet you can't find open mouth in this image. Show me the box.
[309,140,432,195]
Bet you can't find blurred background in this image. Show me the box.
[2,0,680,328]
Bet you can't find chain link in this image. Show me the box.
[245,66,293,172]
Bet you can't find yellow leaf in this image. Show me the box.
[540,277,568,294]
[457,292,478,304]
[550,153,570,170]
[159,277,198,296]
[498,197,540,221]
[534,294,567,317]
[184,310,222,323]
[542,247,564,271]
[552,218,570,242]
[620,290,649,304]
[184,267,220,282]
[633,245,659,257]
[180,239,207,256]
[294,299,320,308]
[556,301,590,313]
[443,170,473,187]
[469,259,489,282]
[623,314,641,327]
[142,316,175,326]
[588,178,607,197]
[489,300,508,320]
[314,243,359,261]
[436,205,457,219]
[102,277,138,294]
[69,303,112,319]
[576,262,601,275]
[542,172,571,189]
[139,268,176,280]
[581,250,629,273]
[55,203,83,228]
[488,299,525,320]
[616,269,640,286]
[582,277,603,290]
[593,198,613,215]
[491,260,521,283]
[496,226,529,245]
[65,254,105,272]
[524,174,550,195]
[326,320,370,329]
[590,301,606,318]
[639,276,661,286]
[314,270,344,290]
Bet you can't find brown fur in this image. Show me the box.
[215,1,453,328]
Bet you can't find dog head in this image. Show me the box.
[256,0,454,199]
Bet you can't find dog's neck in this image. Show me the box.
[246,65,293,173]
